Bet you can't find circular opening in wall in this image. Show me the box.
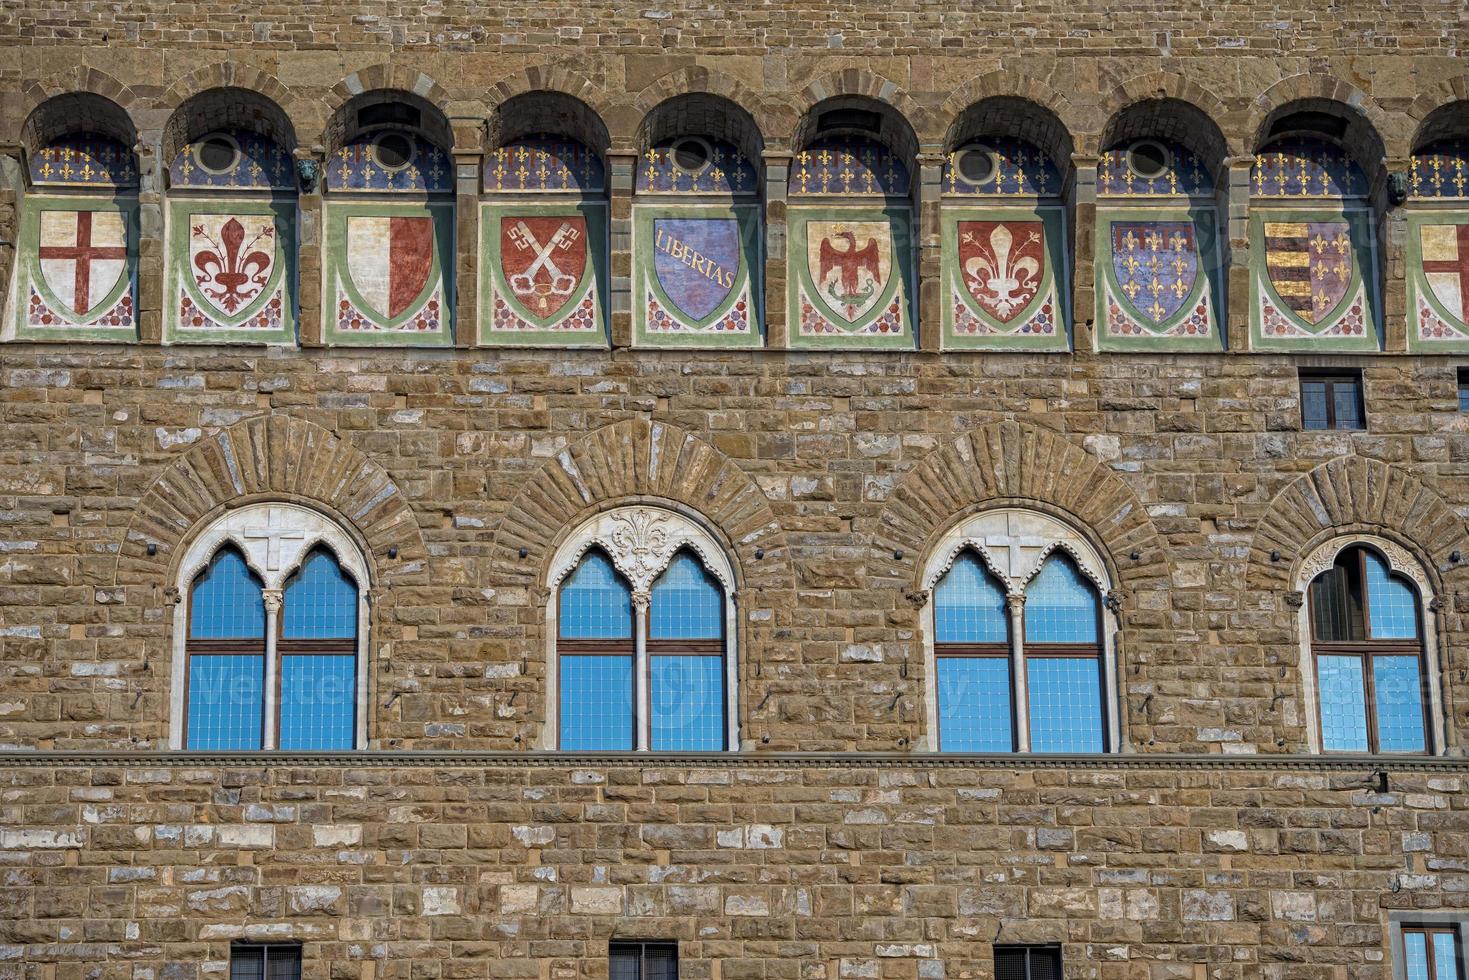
[195,133,240,175]
[671,138,711,174]
[1127,140,1170,180]
[955,146,997,186]
[372,132,415,171]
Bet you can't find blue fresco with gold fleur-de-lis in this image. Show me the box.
[1251,137,1368,198]
[636,137,758,195]
[789,136,910,197]
[1410,140,1469,199]
[1098,139,1213,196]
[29,134,138,188]
[168,129,295,191]
[485,136,606,194]
[942,138,1062,196]
[325,134,453,194]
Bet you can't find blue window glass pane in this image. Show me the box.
[1373,655,1426,753]
[186,655,264,749]
[1024,556,1099,643]
[190,549,265,640]
[1027,657,1104,752]
[934,552,1008,644]
[559,552,633,640]
[279,654,357,750]
[1364,551,1419,639]
[1431,933,1460,980]
[650,552,723,640]
[1404,932,1430,980]
[559,655,633,750]
[1318,654,1369,752]
[650,655,725,750]
[936,657,1013,752]
[283,550,358,639]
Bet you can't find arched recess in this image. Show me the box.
[17,67,138,139]
[938,72,1077,155]
[1246,456,1468,594]
[160,85,297,169]
[1095,72,1232,157]
[1247,75,1391,190]
[874,420,1167,594]
[1409,78,1469,153]
[20,90,137,155]
[793,69,926,148]
[114,413,428,592]
[488,67,614,124]
[490,419,792,595]
[158,64,295,125]
[628,67,779,147]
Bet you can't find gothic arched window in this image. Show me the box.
[172,504,370,750]
[548,507,738,751]
[1306,544,1431,753]
[925,509,1118,753]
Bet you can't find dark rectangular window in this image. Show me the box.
[1458,368,1469,412]
[611,941,678,980]
[230,943,302,980]
[994,945,1061,980]
[1401,925,1465,979]
[1299,370,1365,431]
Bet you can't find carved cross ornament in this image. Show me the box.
[549,506,735,596]
[920,507,1110,598]
[176,501,370,594]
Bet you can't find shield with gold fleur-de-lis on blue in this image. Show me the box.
[1109,221,1200,326]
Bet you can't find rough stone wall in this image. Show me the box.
[0,756,1465,978]
[1,347,1467,755]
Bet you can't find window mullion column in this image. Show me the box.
[1007,593,1030,752]
[633,591,651,751]
[262,590,283,750]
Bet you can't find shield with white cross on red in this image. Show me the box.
[38,210,128,317]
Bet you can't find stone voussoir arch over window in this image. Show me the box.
[170,501,371,752]
[1295,534,1445,756]
[542,504,739,752]
[917,506,1121,754]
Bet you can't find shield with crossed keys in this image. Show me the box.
[500,215,589,318]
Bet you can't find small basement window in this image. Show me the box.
[611,941,679,980]
[231,942,302,980]
[1300,369,1365,431]
[994,945,1062,980]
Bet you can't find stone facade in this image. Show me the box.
[3,1,1469,976]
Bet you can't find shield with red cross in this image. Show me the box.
[1420,222,1469,325]
[38,210,127,316]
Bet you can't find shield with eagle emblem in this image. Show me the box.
[807,220,893,323]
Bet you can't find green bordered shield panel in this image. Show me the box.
[941,204,1069,351]
[1248,207,1380,352]
[788,207,915,349]
[164,197,297,345]
[480,201,608,347]
[1407,210,1469,351]
[9,196,137,342]
[323,200,454,347]
[1094,206,1224,352]
[632,204,763,348]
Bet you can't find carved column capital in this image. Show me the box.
[262,589,284,614]
[904,589,930,609]
[162,586,182,606]
[1283,590,1306,609]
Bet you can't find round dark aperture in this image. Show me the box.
[375,133,414,169]
[198,135,237,173]
[1128,141,1169,179]
[957,148,996,185]
[672,138,710,172]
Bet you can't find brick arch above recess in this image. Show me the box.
[794,68,929,144]
[320,63,455,144]
[489,419,794,596]
[488,66,616,124]
[158,63,294,116]
[1094,70,1236,158]
[15,67,139,146]
[874,420,1168,593]
[624,66,781,148]
[939,71,1079,145]
[114,414,428,591]
[1247,456,1469,593]
[1246,73,1396,156]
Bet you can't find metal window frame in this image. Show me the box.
[994,943,1063,980]
[1308,546,1429,755]
[230,940,303,979]
[1458,367,1469,412]
[609,939,680,980]
[1299,369,1366,431]
[185,546,360,751]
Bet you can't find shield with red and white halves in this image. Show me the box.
[500,215,588,318]
[38,210,127,317]
[190,214,277,318]
[346,215,434,319]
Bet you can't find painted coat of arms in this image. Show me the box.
[482,207,604,343]
[1111,222,1198,326]
[38,209,128,318]
[190,215,275,315]
[653,218,741,322]
[501,216,587,318]
[808,220,891,323]
[1409,219,1469,347]
[1420,223,1469,325]
[1263,221,1352,325]
[632,205,759,347]
[959,221,1043,322]
[346,215,434,320]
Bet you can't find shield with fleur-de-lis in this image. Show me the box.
[1263,221,1354,325]
[1109,222,1200,326]
[189,214,277,318]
